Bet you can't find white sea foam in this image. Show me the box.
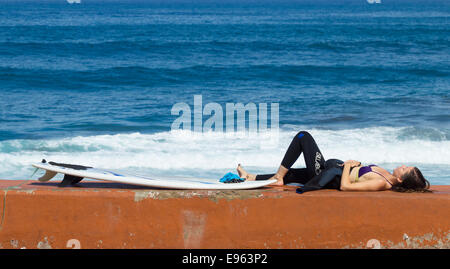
[1,126,449,181]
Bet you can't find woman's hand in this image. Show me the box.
[341,160,361,168]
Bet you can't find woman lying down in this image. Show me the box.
[237,131,431,193]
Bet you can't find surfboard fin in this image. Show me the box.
[59,174,84,187]
[38,170,58,182]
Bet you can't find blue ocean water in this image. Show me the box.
[0,0,449,184]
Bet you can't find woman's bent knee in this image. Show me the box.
[296,131,311,139]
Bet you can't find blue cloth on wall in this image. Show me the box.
[220,172,245,183]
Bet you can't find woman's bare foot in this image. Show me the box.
[269,174,284,186]
[237,164,256,181]
[268,165,288,186]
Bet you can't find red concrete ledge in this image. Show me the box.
[0,179,449,249]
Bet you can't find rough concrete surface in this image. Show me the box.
[0,180,448,249]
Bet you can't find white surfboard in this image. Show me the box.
[32,161,276,190]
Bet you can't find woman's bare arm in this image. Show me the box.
[339,161,386,191]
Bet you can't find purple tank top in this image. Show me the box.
[358,164,393,186]
[358,164,377,178]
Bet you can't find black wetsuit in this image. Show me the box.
[255,131,344,192]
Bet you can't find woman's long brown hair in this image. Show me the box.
[391,167,432,193]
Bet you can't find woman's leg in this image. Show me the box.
[255,168,310,185]
[253,131,326,185]
[237,165,310,184]
[281,131,325,178]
